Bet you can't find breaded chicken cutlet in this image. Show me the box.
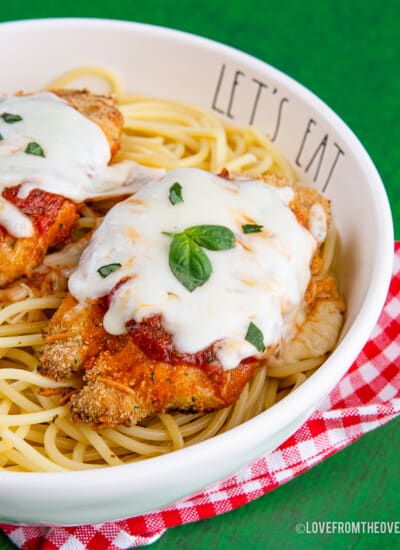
[0,89,123,288]
[39,175,345,427]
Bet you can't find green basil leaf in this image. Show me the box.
[245,321,265,353]
[97,263,122,278]
[185,225,235,251]
[242,223,264,234]
[1,112,22,123]
[169,182,183,205]
[168,233,211,292]
[25,142,46,157]
[0,132,3,141]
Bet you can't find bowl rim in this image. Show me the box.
[0,17,394,492]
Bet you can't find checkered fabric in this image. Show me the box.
[1,243,399,550]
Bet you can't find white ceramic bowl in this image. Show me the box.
[0,18,393,526]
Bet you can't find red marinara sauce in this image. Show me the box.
[126,313,257,370]
[109,275,257,370]
[109,280,219,367]
[2,185,67,235]
[126,314,218,368]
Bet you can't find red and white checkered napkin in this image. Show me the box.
[2,243,399,550]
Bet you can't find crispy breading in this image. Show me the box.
[261,173,331,237]
[0,197,79,288]
[39,294,257,426]
[40,175,343,427]
[39,294,110,381]
[53,89,123,156]
[70,337,257,427]
[0,90,124,288]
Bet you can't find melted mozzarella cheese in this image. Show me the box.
[69,168,318,370]
[309,203,327,242]
[0,93,163,237]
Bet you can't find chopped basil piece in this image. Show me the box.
[97,263,122,278]
[245,321,265,353]
[164,224,235,291]
[0,132,3,140]
[242,223,264,234]
[169,182,184,205]
[1,112,22,123]
[25,142,45,157]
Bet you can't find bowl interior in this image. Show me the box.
[0,18,393,525]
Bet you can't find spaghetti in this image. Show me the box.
[0,68,344,472]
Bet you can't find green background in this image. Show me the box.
[0,1,399,548]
